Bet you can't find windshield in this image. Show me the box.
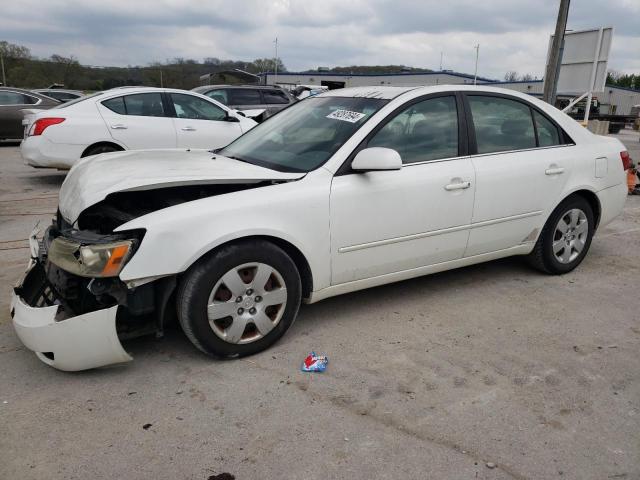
[218,96,388,172]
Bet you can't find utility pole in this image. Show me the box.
[160,70,163,88]
[439,51,443,71]
[473,44,480,85]
[273,37,278,86]
[0,53,6,86]
[543,0,570,105]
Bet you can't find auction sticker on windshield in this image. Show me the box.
[326,109,367,123]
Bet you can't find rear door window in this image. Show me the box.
[123,93,166,117]
[229,89,262,106]
[102,96,126,114]
[468,95,536,154]
[533,110,561,147]
[262,89,290,105]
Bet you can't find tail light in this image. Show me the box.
[30,117,65,136]
[620,151,631,171]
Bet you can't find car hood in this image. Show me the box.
[59,149,304,223]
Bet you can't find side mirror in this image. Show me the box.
[225,114,240,123]
[351,147,402,172]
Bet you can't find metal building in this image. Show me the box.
[262,71,640,115]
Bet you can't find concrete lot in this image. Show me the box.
[1,132,639,480]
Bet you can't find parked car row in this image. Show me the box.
[20,87,258,169]
[9,85,629,371]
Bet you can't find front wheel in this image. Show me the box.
[527,195,595,274]
[176,240,302,358]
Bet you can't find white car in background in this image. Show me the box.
[20,87,257,169]
[11,85,629,371]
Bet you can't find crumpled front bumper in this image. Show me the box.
[10,261,132,372]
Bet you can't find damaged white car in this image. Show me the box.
[11,85,629,371]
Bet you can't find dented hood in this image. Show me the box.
[59,149,304,223]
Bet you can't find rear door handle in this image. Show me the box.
[110,124,127,130]
[181,126,196,131]
[444,181,471,191]
[545,166,565,175]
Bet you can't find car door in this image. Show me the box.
[0,91,40,139]
[463,93,574,256]
[330,94,475,285]
[168,92,243,149]
[98,92,177,149]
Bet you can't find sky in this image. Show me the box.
[3,0,639,80]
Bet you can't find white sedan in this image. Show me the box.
[20,86,257,169]
[11,85,629,371]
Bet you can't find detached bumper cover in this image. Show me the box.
[10,264,132,372]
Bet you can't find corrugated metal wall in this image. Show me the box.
[265,73,640,115]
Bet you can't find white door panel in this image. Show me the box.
[97,104,176,150]
[172,118,242,149]
[330,159,475,285]
[466,147,573,256]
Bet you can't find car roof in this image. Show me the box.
[318,86,421,100]
[34,88,83,95]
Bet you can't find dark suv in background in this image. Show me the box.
[191,85,296,121]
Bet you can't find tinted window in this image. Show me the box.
[102,96,126,114]
[368,96,458,164]
[229,89,262,105]
[468,96,536,154]
[170,93,226,121]
[534,110,561,147]
[263,89,290,105]
[0,91,33,105]
[124,93,165,117]
[205,89,228,105]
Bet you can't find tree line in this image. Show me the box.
[0,40,286,91]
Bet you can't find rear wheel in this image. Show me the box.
[176,240,302,358]
[82,143,122,157]
[527,195,595,274]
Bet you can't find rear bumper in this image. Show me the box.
[20,136,84,169]
[10,262,132,372]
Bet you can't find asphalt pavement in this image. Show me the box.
[1,132,639,480]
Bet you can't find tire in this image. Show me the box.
[82,143,121,157]
[527,195,595,274]
[176,240,302,358]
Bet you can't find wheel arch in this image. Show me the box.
[81,141,125,158]
[184,235,314,300]
[563,188,602,229]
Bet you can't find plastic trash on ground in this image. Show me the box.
[301,352,328,372]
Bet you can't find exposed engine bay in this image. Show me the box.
[76,182,273,234]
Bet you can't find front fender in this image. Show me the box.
[116,168,332,292]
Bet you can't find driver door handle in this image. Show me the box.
[181,126,196,131]
[444,181,471,191]
[110,124,127,130]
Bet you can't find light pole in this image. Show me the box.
[0,53,6,86]
[473,44,480,85]
[273,37,278,86]
[543,0,571,105]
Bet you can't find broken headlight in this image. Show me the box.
[48,237,134,278]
